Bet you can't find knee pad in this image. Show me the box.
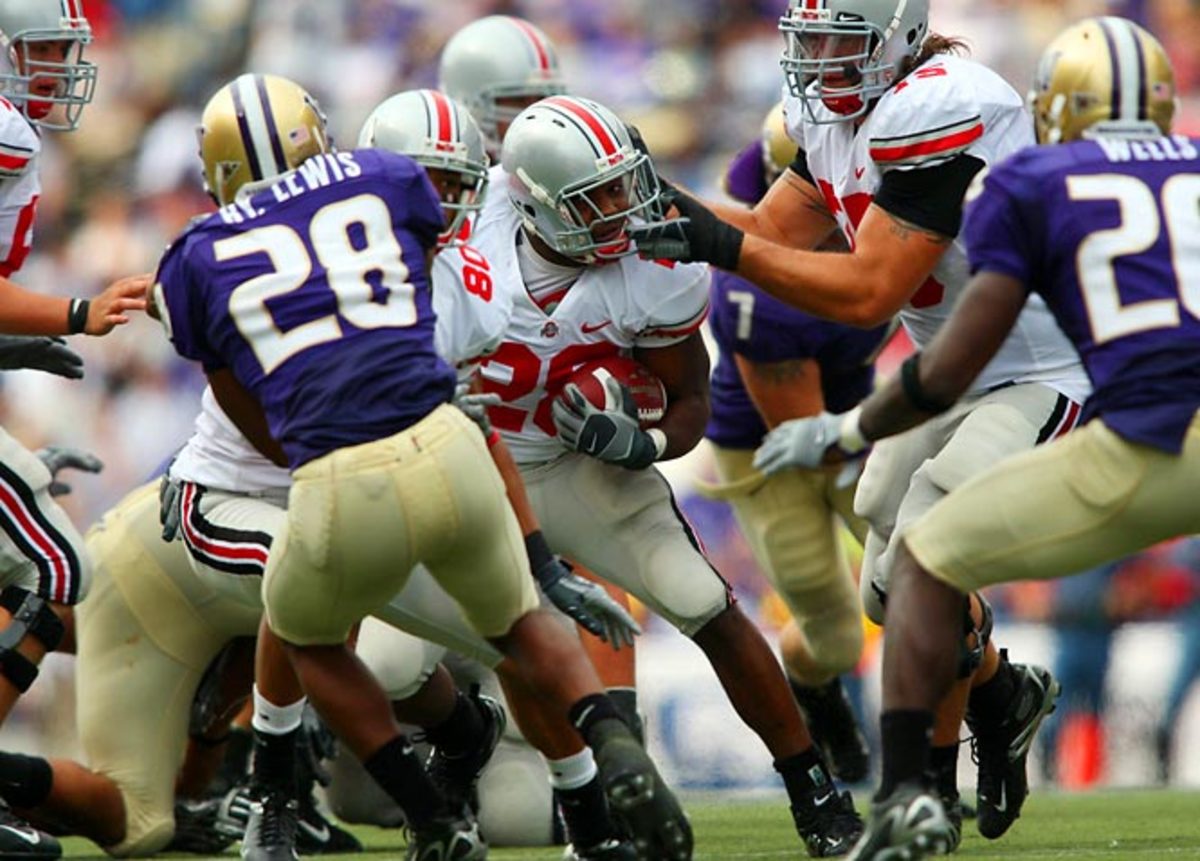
[957,592,994,679]
[0,586,66,692]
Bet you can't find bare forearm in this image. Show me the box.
[656,394,708,461]
[0,279,71,335]
[488,435,539,536]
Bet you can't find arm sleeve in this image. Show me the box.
[632,263,711,348]
[156,235,226,370]
[961,159,1041,290]
[873,154,986,238]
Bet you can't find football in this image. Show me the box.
[562,355,667,428]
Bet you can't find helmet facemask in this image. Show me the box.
[1,29,95,131]
[779,1,927,125]
[419,160,489,247]
[517,148,664,264]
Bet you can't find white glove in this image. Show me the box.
[752,409,867,476]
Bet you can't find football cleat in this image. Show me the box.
[0,798,60,859]
[403,812,487,861]
[592,721,693,861]
[218,779,361,856]
[241,786,299,861]
[425,691,506,815]
[968,662,1060,839]
[791,789,864,857]
[563,837,638,860]
[937,791,963,855]
[846,782,954,861]
[791,677,871,783]
[166,797,238,855]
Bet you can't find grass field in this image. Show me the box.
[58,789,1200,860]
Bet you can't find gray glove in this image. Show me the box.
[0,335,84,379]
[753,411,866,476]
[540,558,642,649]
[35,446,102,496]
[159,472,184,542]
[552,376,658,470]
[452,380,501,434]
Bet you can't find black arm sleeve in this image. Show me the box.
[787,150,816,186]
[873,154,986,239]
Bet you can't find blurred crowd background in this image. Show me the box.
[4,0,1200,790]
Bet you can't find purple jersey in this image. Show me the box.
[963,134,1200,453]
[157,148,456,468]
[706,271,889,449]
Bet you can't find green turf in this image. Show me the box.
[59,789,1200,859]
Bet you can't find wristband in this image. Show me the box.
[67,298,90,335]
[647,428,668,460]
[838,406,868,454]
[524,530,556,584]
[900,353,954,414]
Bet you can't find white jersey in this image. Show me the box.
[472,199,710,464]
[170,245,512,492]
[0,101,41,277]
[784,54,1089,402]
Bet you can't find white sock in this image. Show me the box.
[548,748,598,791]
[251,685,305,736]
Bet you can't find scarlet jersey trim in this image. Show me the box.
[869,116,984,166]
[638,302,709,340]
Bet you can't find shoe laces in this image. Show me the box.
[257,790,298,848]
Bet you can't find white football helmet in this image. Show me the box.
[779,0,928,124]
[0,0,95,131]
[358,88,489,245]
[501,96,664,264]
[438,15,566,154]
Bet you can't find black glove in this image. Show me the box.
[35,446,102,497]
[526,532,641,649]
[629,189,744,271]
[0,335,83,379]
[552,376,658,470]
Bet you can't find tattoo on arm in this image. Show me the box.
[754,358,812,385]
[884,210,953,246]
[784,173,837,224]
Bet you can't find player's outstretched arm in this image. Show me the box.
[0,273,148,336]
[709,167,839,251]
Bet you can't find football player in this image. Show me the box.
[154,74,686,861]
[700,102,888,784]
[0,3,146,857]
[469,93,864,857]
[440,13,646,750]
[758,17,1197,859]
[634,0,1081,844]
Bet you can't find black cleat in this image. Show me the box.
[0,798,60,859]
[166,797,239,855]
[792,789,864,857]
[936,791,963,855]
[791,677,871,784]
[295,791,362,855]
[847,782,953,861]
[404,812,487,861]
[426,691,506,815]
[592,720,692,861]
[968,662,1060,839]
[241,786,300,861]
[563,837,638,860]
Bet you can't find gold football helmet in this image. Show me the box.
[1030,16,1176,145]
[198,73,331,206]
[762,101,799,184]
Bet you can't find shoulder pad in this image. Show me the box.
[869,60,984,170]
[0,103,38,178]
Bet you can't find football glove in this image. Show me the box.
[541,560,641,650]
[159,473,184,542]
[35,446,102,497]
[628,189,744,271]
[0,335,84,379]
[752,410,868,476]
[552,376,658,470]
[452,380,501,434]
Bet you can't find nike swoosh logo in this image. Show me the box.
[0,825,41,845]
[813,791,835,807]
[855,167,866,179]
[995,782,1008,813]
[581,320,612,334]
[299,820,330,843]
